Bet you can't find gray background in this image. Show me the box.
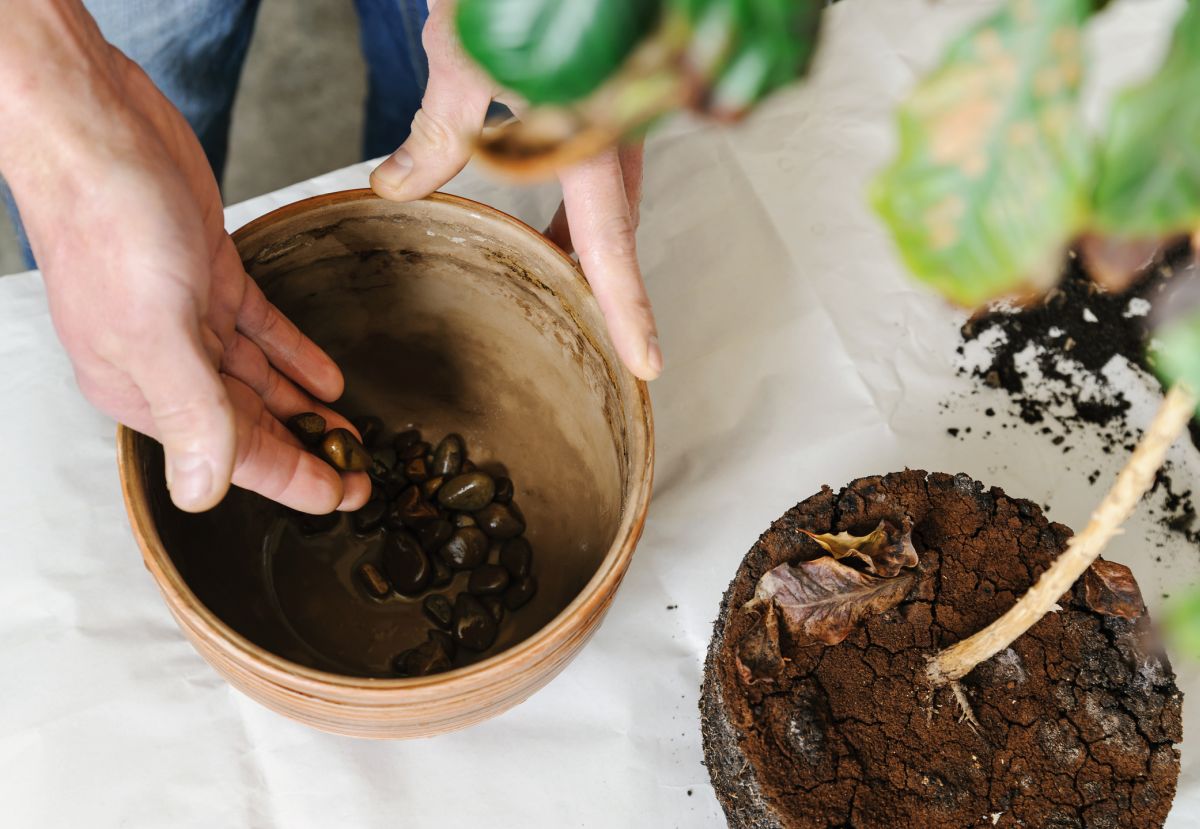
[0,0,367,274]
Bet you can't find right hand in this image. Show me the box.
[371,0,662,381]
[0,2,370,514]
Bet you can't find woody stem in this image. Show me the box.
[927,383,1196,686]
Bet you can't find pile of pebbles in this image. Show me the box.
[285,413,537,677]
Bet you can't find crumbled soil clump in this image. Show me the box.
[701,470,1182,828]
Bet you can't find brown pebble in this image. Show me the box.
[395,633,454,677]
[421,476,445,499]
[423,593,454,629]
[429,629,456,659]
[404,456,430,482]
[480,595,504,622]
[383,476,406,501]
[503,575,537,610]
[387,486,440,529]
[358,562,391,599]
[352,499,387,534]
[431,434,465,478]
[320,428,373,472]
[439,528,489,570]
[500,537,533,578]
[383,531,432,596]
[430,554,453,587]
[453,593,498,651]
[476,502,525,539]
[286,412,326,447]
[468,564,511,596]
[416,518,453,553]
[368,448,397,484]
[438,472,496,511]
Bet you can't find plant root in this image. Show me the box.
[950,681,981,734]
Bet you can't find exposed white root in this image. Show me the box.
[950,681,981,734]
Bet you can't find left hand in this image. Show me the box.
[369,0,662,381]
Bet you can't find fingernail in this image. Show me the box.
[167,453,215,510]
[646,334,664,378]
[372,150,413,194]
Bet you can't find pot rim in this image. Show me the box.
[117,189,654,698]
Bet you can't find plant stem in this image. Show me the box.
[926,383,1198,687]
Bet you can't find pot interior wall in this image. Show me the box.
[141,196,629,677]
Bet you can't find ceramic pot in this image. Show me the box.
[118,190,654,739]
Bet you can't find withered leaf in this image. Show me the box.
[735,602,785,686]
[1083,559,1145,620]
[801,519,919,579]
[749,558,915,646]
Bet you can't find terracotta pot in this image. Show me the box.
[117,190,654,739]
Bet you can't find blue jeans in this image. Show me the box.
[5,0,430,267]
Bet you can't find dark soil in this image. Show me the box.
[701,470,1182,828]
[956,245,1200,544]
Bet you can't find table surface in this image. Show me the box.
[2,1,1197,826]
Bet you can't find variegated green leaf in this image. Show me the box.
[1092,1,1200,236]
[873,0,1093,307]
[671,0,825,118]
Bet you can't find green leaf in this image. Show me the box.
[672,0,825,117]
[456,0,663,106]
[872,0,1093,307]
[1148,306,1200,402]
[1165,587,1200,660]
[1092,1,1200,236]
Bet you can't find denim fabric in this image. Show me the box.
[89,0,264,183]
[4,0,432,268]
[352,0,509,156]
[354,0,430,160]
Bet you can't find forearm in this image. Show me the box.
[0,0,128,191]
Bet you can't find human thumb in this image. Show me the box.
[370,0,492,202]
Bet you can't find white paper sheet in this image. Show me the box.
[1,1,1196,826]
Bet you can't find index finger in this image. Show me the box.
[558,148,661,380]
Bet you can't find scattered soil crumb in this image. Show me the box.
[954,244,1200,545]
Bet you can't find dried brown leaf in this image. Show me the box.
[749,558,915,646]
[1083,559,1145,619]
[800,527,883,559]
[801,519,919,579]
[735,603,785,686]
